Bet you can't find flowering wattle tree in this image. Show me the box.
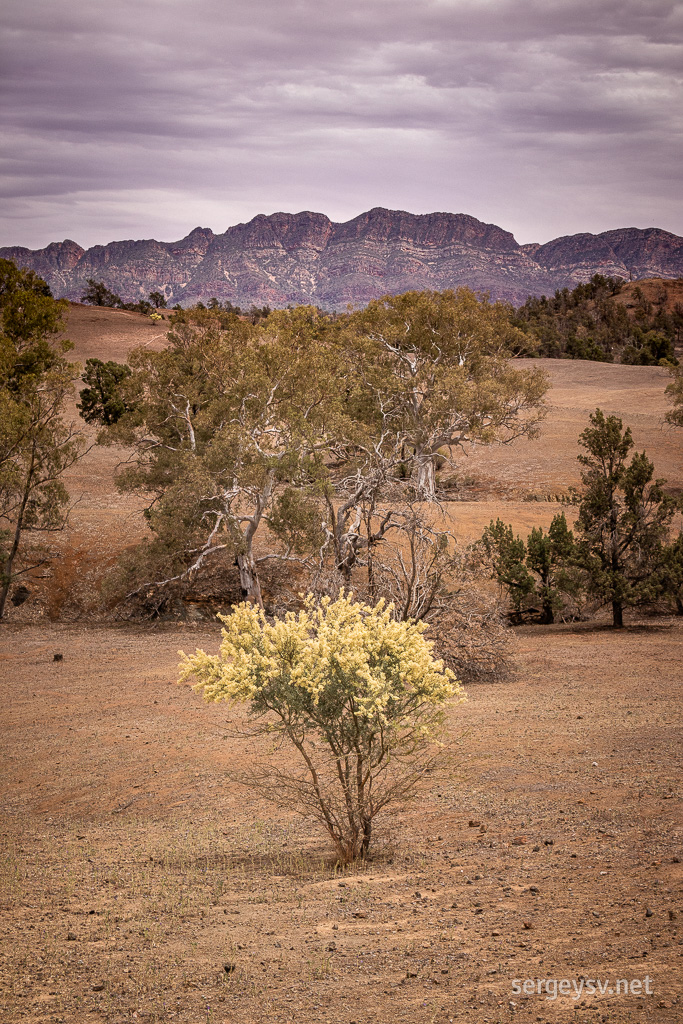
[179,592,465,861]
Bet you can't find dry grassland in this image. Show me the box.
[1,304,681,1024]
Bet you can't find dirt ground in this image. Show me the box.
[1,303,682,1023]
[0,619,681,1023]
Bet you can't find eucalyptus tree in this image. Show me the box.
[105,306,347,608]
[0,260,83,618]
[351,288,549,498]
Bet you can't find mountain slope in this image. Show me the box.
[3,208,682,310]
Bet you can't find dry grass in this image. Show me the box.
[1,302,682,1023]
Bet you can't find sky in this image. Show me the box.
[2,0,682,250]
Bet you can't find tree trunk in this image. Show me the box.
[612,599,623,628]
[360,817,372,858]
[540,601,555,625]
[0,454,34,620]
[415,455,436,498]
[365,510,376,601]
[236,551,263,608]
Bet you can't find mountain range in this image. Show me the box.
[2,207,683,310]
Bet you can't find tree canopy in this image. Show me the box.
[574,409,678,627]
[93,289,548,616]
[512,275,681,364]
[0,259,83,618]
[180,591,464,861]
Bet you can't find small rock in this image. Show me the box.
[326,942,336,951]
[492,930,501,936]
[668,910,677,921]
[67,932,77,941]
[468,820,481,828]
[673,856,680,864]
[592,761,598,767]
[532,845,540,852]
[91,983,104,992]
[353,911,367,919]
[512,837,527,846]
[53,653,63,662]
[544,838,554,846]
[523,921,533,930]
[528,886,539,894]
[332,923,339,930]
[645,908,653,918]
[223,963,236,974]
[406,970,418,978]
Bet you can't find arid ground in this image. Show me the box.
[1,304,681,1023]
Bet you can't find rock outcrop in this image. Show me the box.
[3,208,682,310]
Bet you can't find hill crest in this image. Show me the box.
[2,208,682,310]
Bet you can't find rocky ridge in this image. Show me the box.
[3,208,682,310]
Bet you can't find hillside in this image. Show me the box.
[615,276,683,316]
[6,301,676,623]
[3,208,683,310]
[2,303,682,1024]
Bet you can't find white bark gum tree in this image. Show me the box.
[353,289,549,500]
[111,308,342,609]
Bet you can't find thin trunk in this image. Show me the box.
[339,553,353,582]
[365,511,375,601]
[236,550,263,608]
[361,817,372,858]
[540,601,554,625]
[415,454,436,498]
[0,517,23,620]
[234,470,275,608]
[540,578,554,624]
[0,449,36,620]
[612,599,623,628]
[609,483,622,629]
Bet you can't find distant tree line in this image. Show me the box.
[4,250,682,637]
[80,279,168,315]
[511,274,682,364]
[82,273,683,365]
[81,279,274,324]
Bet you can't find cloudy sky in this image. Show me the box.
[2,0,682,250]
